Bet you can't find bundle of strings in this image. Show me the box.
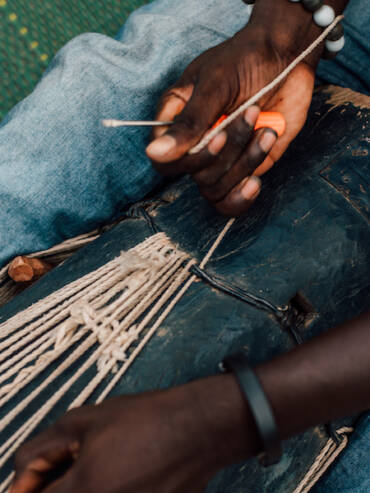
[0,16,348,493]
[0,233,196,491]
[0,226,112,308]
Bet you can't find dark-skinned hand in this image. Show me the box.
[10,376,254,493]
[10,312,370,493]
[146,27,316,216]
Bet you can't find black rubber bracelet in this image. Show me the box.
[223,352,282,466]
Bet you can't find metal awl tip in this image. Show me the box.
[102,119,173,128]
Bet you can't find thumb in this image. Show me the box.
[11,424,80,493]
[147,79,226,163]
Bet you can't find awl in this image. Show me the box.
[102,111,286,137]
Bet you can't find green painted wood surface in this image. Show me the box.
[0,0,149,120]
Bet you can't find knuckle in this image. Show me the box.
[200,181,227,203]
[241,148,265,175]
[214,201,236,217]
[199,187,215,203]
[151,160,179,176]
[215,194,251,218]
[249,143,266,163]
[194,169,218,188]
[159,89,181,109]
[173,113,201,136]
[183,158,205,175]
[230,128,248,152]
[240,156,258,177]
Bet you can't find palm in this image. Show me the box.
[147,40,316,216]
[255,62,315,176]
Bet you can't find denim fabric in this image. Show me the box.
[0,0,369,491]
[317,0,370,95]
[313,414,370,493]
[0,0,252,268]
[0,0,369,268]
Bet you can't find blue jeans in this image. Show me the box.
[0,0,369,490]
[1,0,369,270]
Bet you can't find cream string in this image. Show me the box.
[0,243,194,474]
[1,17,346,492]
[189,15,344,154]
[188,15,344,257]
[293,427,354,493]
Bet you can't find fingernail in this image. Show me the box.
[244,105,260,127]
[146,135,176,158]
[208,131,227,156]
[259,129,277,153]
[241,176,261,201]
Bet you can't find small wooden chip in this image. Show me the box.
[8,256,52,283]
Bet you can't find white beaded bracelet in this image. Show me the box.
[243,0,345,58]
[287,0,345,57]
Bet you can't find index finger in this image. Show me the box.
[11,429,79,493]
[152,85,194,139]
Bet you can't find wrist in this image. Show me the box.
[249,1,321,66]
[187,374,261,467]
[242,0,347,68]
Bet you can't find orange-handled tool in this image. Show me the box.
[212,111,286,137]
[103,111,286,137]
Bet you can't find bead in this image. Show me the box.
[327,22,344,41]
[325,36,345,52]
[313,5,335,27]
[302,0,322,12]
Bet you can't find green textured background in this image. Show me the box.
[0,0,149,120]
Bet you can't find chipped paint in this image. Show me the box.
[323,85,370,110]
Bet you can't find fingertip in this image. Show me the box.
[146,135,177,162]
[258,128,278,154]
[207,131,228,156]
[215,177,261,217]
[240,176,261,201]
[244,105,261,127]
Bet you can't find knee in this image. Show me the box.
[51,33,111,81]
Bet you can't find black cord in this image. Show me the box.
[223,352,282,466]
[126,204,158,234]
[190,265,282,315]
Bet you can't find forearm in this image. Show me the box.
[11,315,368,493]
[259,311,370,438]
[190,311,370,467]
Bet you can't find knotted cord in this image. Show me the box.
[0,16,348,493]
